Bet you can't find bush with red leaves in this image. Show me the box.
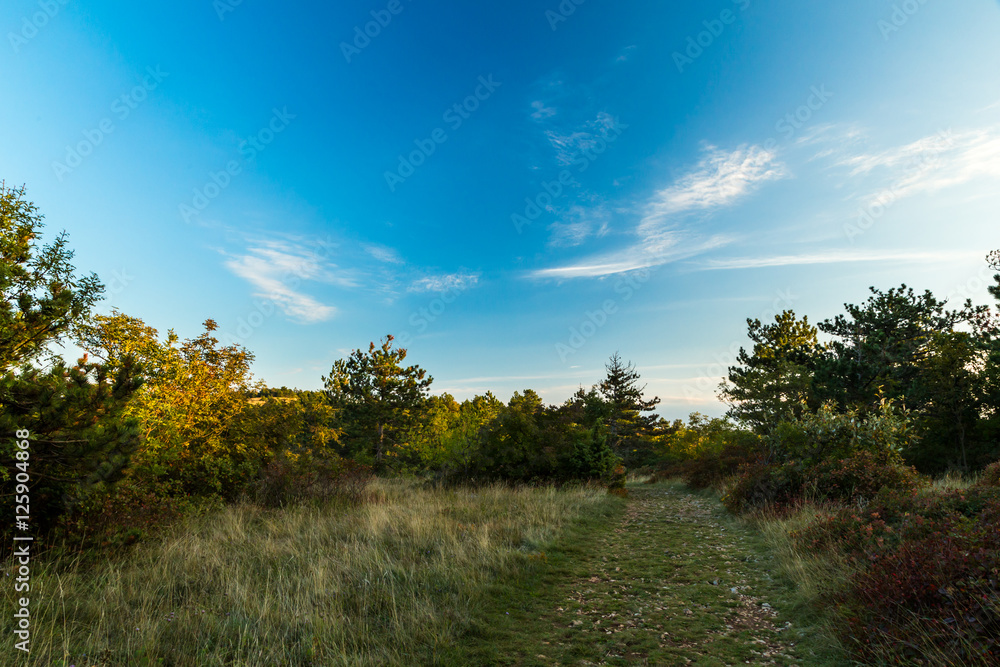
[798,487,1000,665]
[803,450,926,504]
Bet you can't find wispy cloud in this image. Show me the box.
[408,272,481,293]
[699,248,980,271]
[978,98,1000,113]
[363,243,404,265]
[531,234,731,279]
[530,100,556,121]
[547,203,610,248]
[616,45,637,63]
[813,126,1000,206]
[639,144,787,236]
[224,238,349,323]
[531,144,782,280]
[544,112,618,166]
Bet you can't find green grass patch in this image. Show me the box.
[446,480,850,666]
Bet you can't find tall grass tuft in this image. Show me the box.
[1,479,612,666]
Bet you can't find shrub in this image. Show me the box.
[767,399,915,466]
[252,456,373,508]
[840,502,1000,665]
[683,435,763,490]
[803,450,927,504]
[464,408,620,485]
[54,480,187,556]
[721,451,925,514]
[720,461,805,514]
[796,487,1000,665]
[975,460,1000,488]
[606,464,627,497]
[644,461,691,484]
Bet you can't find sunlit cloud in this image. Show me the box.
[531,234,731,279]
[224,238,350,323]
[639,144,787,237]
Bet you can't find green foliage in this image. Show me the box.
[83,316,263,499]
[815,284,984,412]
[324,335,432,467]
[720,310,822,433]
[765,398,916,467]
[720,451,925,515]
[393,392,504,473]
[598,352,660,463]
[680,433,764,491]
[462,390,620,484]
[0,183,103,367]
[659,413,738,461]
[722,268,1000,475]
[909,331,988,471]
[0,183,142,538]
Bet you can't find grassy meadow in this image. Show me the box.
[1,480,618,666]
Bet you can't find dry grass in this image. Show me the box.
[745,504,849,608]
[1,479,612,666]
[930,469,978,491]
[738,503,853,661]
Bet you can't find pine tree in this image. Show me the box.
[0,183,142,538]
[720,310,822,434]
[598,352,660,460]
[323,335,433,467]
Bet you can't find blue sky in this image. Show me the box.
[3,0,1000,418]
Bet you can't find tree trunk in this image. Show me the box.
[377,422,385,462]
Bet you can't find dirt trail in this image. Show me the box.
[520,484,808,666]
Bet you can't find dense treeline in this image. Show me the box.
[1,184,668,554]
[651,249,1000,665]
[718,280,1000,473]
